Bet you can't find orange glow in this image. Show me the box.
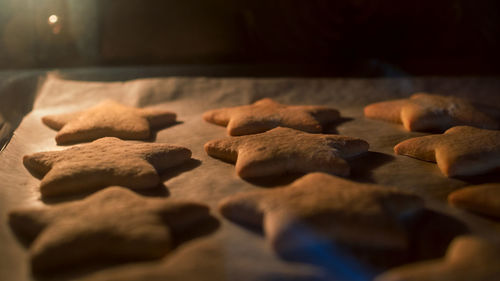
[48,15,58,24]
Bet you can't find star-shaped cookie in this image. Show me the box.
[364,93,498,132]
[204,127,369,178]
[23,137,192,197]
[8,187,211,274]
[219,173,424,260]
[79,239,328,281]
[448,183,500,218]
[394,126,500,177]
[374,236,500,281]
[42,99,177,144]
[203,98,341,136]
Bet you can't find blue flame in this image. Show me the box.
[280,221,374,281]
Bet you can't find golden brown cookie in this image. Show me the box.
[8,187,211,274]
[23,137,192,197]
[204,127,369,178]
[364,93,498,132]
[374,236,500,281]
[219,173,423,258]
[448,183,500,218]
[78,239,328,281]
[203,98,340,136]
[394,126,500,177]
[42,99,177,144]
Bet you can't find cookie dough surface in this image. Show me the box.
[374,236,500,281]
[364,93,499,132]
[394,126,500,177]
[8,187,211,274]
[203,98,340,136]
[219,173,424,252]
[43,99,177,144]
[205,127,369,178]
[448,183,500,218]
[23,137,192,197]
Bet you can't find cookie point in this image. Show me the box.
[181,146,192,158]
[393,139,413,155]
[218,196,241,220]
[54,134,65,145]
[101,185,133,194]
[203,141,214,152]
[7,208,25,223]
[201,110,211,121]
[227,125,244,136]
[22,153,32,163]
[217,197,232,213]
[235,163,259,179]
[393,143,402,154]
[22,153,48,174]
[401,118,414,131]
[363,104,375,117]
[447,192,462,207]
[41,115,64,130]
[359,139,370,151]
[39,182,57,198]
[435,155,455,177]
[255,98,274,104]
[218,193,264,228]
[41,115,51,124]
[439,165,454,178]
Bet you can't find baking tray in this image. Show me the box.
[1,69,500,280]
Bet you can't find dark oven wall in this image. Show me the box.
[0,0,499,76]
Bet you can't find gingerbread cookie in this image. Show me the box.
[219,173,424,258]
[79,239,327,281]
[394,126,500,177]
[204,127,369,178]
[364,93,498,132]
[375,236,500,281]
[8,187,211,274]
[203,98,340,136]
[448,183,500,218]
[42,99,177,144]
[23,137,191,197]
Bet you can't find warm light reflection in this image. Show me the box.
[48,15,58,24]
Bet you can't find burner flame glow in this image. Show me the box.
[48,15,58,24]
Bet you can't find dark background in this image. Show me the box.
[0,0,499,76]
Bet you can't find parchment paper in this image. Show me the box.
[1,71,500,281]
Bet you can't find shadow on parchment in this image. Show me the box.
[159,158,201,182]
[146,121,183,142]
[243,173,305,188]
[40,184,171,205]
[348,151,395,183]
[454,167,500,186]
[322,117,353,135]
